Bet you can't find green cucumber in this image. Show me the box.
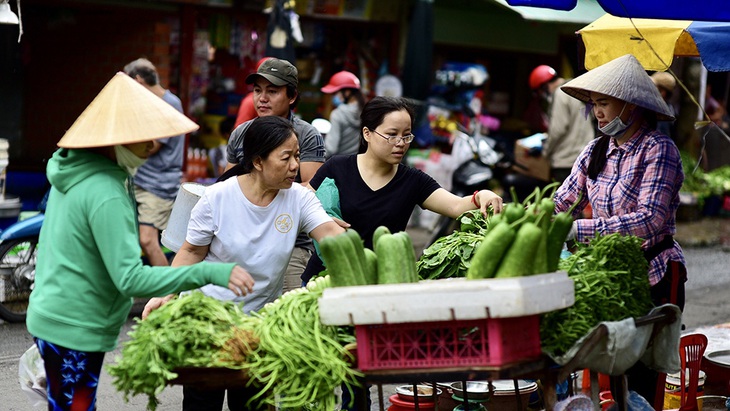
[375,233,407,284]
[363,248,378,285]
[494,222,542,278]
[373,226,391,248]
[466,221,516,279]
[393,231,418,283]
[319,232,366,287]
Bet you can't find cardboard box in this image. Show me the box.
[513,140,550,182]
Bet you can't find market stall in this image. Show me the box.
[108,185,687,411]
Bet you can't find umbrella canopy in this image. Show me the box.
[579,14,730,72]
[595,0,730,23]
[507,0,730,22]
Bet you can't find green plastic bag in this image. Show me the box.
[313,177,342,264]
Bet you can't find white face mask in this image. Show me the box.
[598,102,631,136]
[114,145,146,176]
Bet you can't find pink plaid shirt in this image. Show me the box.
[554,125,686,286]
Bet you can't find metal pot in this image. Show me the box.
[449,381,492,400]
[395,384,442,402]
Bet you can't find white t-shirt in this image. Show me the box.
[187,177,332,313]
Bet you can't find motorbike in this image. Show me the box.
[0,209,43,323]
[425,120,546,247]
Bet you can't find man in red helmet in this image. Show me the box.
[525,65,596,183]
[320,71,365,158]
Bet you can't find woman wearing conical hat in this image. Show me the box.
[26,73,255,411]
[553,54,686,404]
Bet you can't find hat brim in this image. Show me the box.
[320,84,341,94]
[57,72,199,149]
[560,54,675,122]
[245,72,291,87]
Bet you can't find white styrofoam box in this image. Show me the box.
[318,271,574,326]
[161,182,206,253]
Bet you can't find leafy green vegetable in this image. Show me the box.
[540,233,654,356]
[108,292,258,410]
[681,150,730,206]
[458,209,491,233]
[416,210,496,280]
[417,231,484,279]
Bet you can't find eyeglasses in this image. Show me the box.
[370,129,415,145]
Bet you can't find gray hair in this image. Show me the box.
[123,58,159,86]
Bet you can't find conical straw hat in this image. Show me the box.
[560,54,675,121]
[57,72,199,148]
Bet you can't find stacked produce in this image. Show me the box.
[467,184,580,279]
[319,228,419,286]
[540,233,655,356]
[108,276,360,410]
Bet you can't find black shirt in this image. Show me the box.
[302,154,440,282]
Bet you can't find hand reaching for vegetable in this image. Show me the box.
[142,294,176,319]
[474,190,504,216]
[228,265,255,297]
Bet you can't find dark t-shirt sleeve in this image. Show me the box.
[309,155,338,190]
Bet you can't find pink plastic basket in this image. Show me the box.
[354,315,542,371]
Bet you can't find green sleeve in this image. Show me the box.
[88,193,236,298]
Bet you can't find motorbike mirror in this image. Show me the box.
[477,138,501,166]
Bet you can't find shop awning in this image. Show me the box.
[491,0,605,24]
[434,0,604,54]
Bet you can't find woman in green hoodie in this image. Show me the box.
[26,73,254,411]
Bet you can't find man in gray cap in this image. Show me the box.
[226,58,325,292]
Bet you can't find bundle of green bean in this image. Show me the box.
[245,275,362,410]
[540,233,654,356]
[108,292,259,410]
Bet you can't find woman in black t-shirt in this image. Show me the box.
[302,96,503,283]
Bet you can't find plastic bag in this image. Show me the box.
[313,177,342,263]
[18,344,47,407]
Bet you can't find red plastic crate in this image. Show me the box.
[354,315,542,371]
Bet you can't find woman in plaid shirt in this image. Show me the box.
[553,54,686,405]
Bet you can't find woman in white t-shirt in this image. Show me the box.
[143,115,344,410]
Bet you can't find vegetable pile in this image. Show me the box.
[108,276,361,410]
[245,275,361,410]
[681,150,730,202]
[466,183,576,279]
[417,184,578,280]
[320,228,419,286]
[540,233,654,356]
[107,292,258,410]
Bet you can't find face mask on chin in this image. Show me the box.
[598,102,632,136]
[114,145,147,177]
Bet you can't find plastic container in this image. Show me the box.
[355,315,542,371]
[664,370,706,411]
[161,182,206,253]
[387,394,436,411]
